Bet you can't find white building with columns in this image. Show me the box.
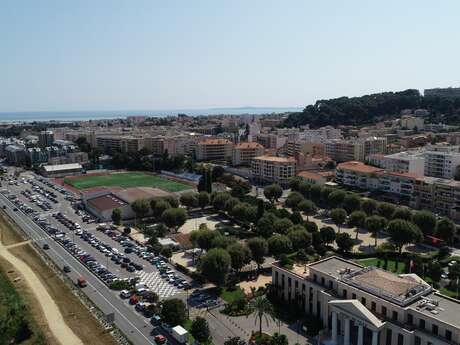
[272,256,460,345]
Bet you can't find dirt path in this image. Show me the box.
[0,239,84,345]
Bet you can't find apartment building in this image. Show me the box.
[196,138,233,161]
[38,130,54,148]
[255,133,287,149]
[335,161,460,220]
[325,137,387,162]
[96,135,146,153]
[285,140,326,158]
[251,155,297,187]
[424,150,460,179]
[5,145,26,165]
[367,152,425,176]
[400,116,424,130]
[272,256,460,345]
[232,142,265,166]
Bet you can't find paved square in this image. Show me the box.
[136,271,178,299]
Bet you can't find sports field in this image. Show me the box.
[64,172,192,192]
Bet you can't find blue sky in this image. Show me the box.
[1,0,459,112]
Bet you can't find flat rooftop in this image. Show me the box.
[308,256,362,279]
[409,292,460,328]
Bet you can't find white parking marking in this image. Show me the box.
[136,271,178,298]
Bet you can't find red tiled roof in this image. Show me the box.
[198,138,232,145]
[234,142,264,149]
[337,161,384,174]
[87,194,127,211]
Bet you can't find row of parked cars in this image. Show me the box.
[97,224,191,290]
[6,194,36,214]
[21,189,54,211]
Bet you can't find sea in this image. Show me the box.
[0,107,302,123]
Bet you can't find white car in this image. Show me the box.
[448,261,457,267]
[119,290,131,299]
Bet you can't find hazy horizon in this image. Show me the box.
[1,1,459,113]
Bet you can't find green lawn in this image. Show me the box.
[358,257,406,274]
[220,287,246,304]
[65,172,191,192]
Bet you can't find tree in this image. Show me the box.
[320,187,334,206]
[190,227,219,251]
[361,199,377,216]
[436,218,457,244]
[284,192,304,211]
[161,299,187,326]
[230,203,252,224]
[249,296,274,336]
[343,194,361,214]
[152,199,171,218]
[392,208,412,221]
[212,192,231,211]
[377,202,396,220]
[198,191,210,209]
[227,243,251,272]
[200,248,231,287]
[269,333,288,345]
[211,234,237,249]
[288,177,302,192]
[328,190,346,209]
[162,196,179,208]
[248,237,268,271]
[330,208,347,233]
[273,218,294,235]
[190,317,211,344]
[256,213,277,238]
[298,182,312,199]
[364,215,387,246]
[264,184,283,204]
[287,228,312,251]
[256,198,265,221]
[387,219,423,254]
[111,208,121,225]
[123,227,131,235]
[225,337,247,345]
[161,208,187,232]
[298,199,316,221]
[310,184,322,203]
[426,261,443,283]
[320,226,336,245]
[268,234,293,257]
[347,211,366,240]
[131,198,150,223]
[224,197,240,214]
[160,246,173,258]
[412,210,437,236]
[180,192,198,209]
[335,233,354,253]
[212,165,225,180]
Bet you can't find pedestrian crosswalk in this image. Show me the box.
[136,271,178,299]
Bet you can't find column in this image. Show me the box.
[331,311,338,344]
[372,330,378,345]
[343,317,350,345]
[357,324,364,345]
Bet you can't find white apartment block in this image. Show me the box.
[196,138,233,161]
[326,137,387,163]
[251,155,297,187]
[424,150,460,179]
[367,152,425,176]
[400,116,424,130]
[232,142,265,166]
[273,256,460,345]
[255,133,287,149]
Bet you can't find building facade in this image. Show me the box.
[232,142,265,166]
[251,155,297,187]
[196,138,233,161]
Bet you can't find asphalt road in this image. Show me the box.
[0,190,166,345]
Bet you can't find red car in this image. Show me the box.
[154,335,166,344]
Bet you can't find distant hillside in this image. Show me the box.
[281,89,460,128]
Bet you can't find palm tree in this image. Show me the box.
[249,296,275,336]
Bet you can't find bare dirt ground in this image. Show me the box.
[0,212,119,345]
[238,274,272,295]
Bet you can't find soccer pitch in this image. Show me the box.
[64,172,192,192]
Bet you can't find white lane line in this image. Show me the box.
[0,195,153,344]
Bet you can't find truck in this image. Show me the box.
[171,325,188,344]
[77,277,87,288]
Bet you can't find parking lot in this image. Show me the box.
[2,173,192,301]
